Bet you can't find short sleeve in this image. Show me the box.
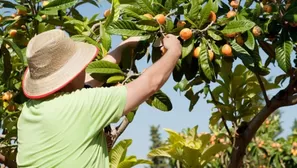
[73,86,127,132]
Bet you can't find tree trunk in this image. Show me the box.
[228,137,246,168]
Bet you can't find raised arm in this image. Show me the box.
[123,34,182,115]
[85,37,142,87]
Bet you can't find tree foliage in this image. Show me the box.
[1,0,297,167]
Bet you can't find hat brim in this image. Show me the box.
[22,42,99,99]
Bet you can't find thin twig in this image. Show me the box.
[255,74,270,106]
[112,117,130,146]
[165,10,178,17]
[195,21,214,33]
[208,86,233,144]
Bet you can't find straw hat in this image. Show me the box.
[22,29,99,99]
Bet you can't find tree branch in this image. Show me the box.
[208,87,233,143]
[0,153,17,168]
[255,74,270,106]
[286,94,297,106]
[229,70,297,168]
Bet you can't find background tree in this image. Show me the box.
[149,125,172,168]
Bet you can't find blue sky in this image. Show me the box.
[80,0,297,166]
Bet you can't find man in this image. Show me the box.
[17,29,182,167]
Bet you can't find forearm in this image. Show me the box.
[102,44,126,64]
[142,48,181,90]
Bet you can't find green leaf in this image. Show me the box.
[0,0,16,8]
[184,15,199,28]
[275,31,293,73]
[164,128,185,144]
[151,46,162,63]
[146,90,172,111]
[120,4,143,19]
[182,37,194,58]
[165,0,176,10]
[136,0,155,15]
[86,60,123,75]
[207,30,222,41]
[283,7,297,22]
[1,47,12,81]
[201,143,228,164]
[245,30,255,50]
[221,20,256,34]
[118,157,152,168]
[126,110,136,123]
[136,20,159,31]
[107,21,147,36]
[0,37,3,48]
[185,90,200,112]
[100,24,112,51]
[209,40,220,55]
[199,39,215,81]
[71,35,100,48]
[209,111,221,126]
[198,0,213,28]
[148,146,171,158]
[3,39,25,65]
[173,59,184,82]
[174,78,190,92]
[106,75,125,84]
[109,139,132,168]
[104,0,120,28]
[186,0,201,22]
[231,40,254,69]
[43,0,78,11]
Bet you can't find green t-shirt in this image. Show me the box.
[17,86,127,168]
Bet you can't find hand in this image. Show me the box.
[162,34,182,53]
[120,36,142,48]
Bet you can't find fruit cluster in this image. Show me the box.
[1,91,17,112]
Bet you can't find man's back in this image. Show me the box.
[17,86,127,168]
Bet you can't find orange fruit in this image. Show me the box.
[222,44,232,56]
[230,1,239,9]
[9,29,17,37]
[41,14,47,20]
[179,28,193,41]
[17,9,27,15]
[236,35,244,45]
[265,119,270,125]
[226,11,237,18]
[289,22,297,27]
[209,11,216,22]
[208,50,214,61]
[225,32,237,38]
[7,104,16,112]
[193,48,214,61]
[2,92,13,101]
[285,3,291,10]
[263,5,272,13]
[193,47,201,58]
[161,46,167,55]
[155,14,166,24]
[252,26,262,37]
[42,1,49,7]
[21,25,26,30]
[143,13,153,20]
[104,9,111,17]
[177,20,186,28]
